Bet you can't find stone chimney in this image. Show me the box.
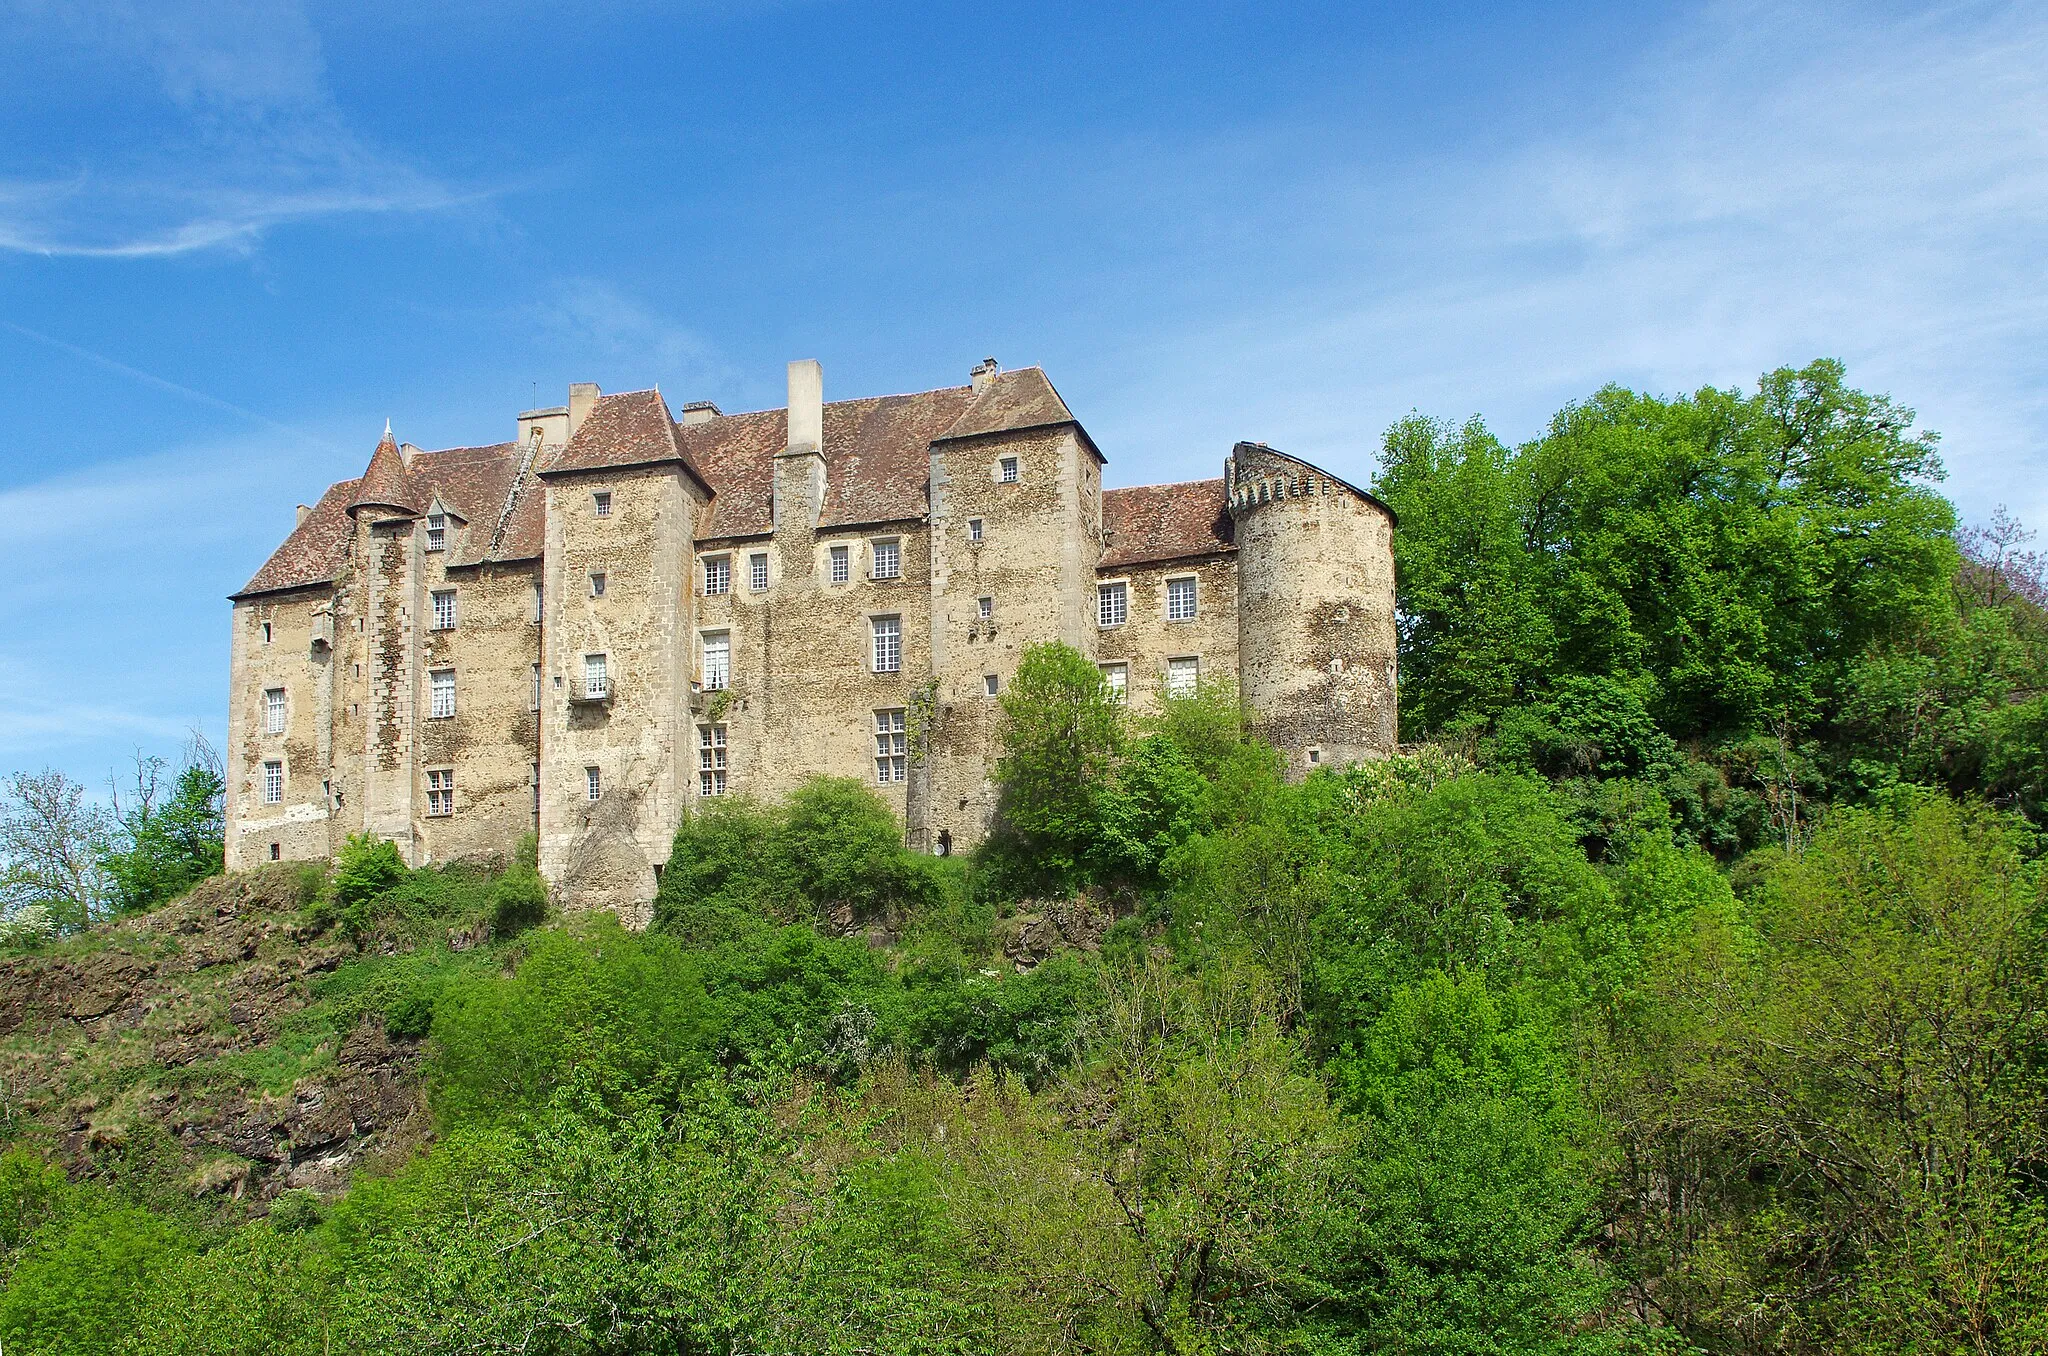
[773,360,827,532]
[295,503,311,527]
[680,400,722,427]
[568,382,600,440]
[970,356,1000,396]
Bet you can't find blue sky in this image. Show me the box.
[1,0,2042,794]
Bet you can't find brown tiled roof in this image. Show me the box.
[541,389,709,492]
[233,478,360,599]
[937,367,1079,444]
[347,429,423,516]
[1100,479,1235,569]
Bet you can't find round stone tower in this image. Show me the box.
[1226,441,1398,778]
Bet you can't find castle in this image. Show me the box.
[226,359,1398,919]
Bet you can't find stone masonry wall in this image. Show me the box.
[226,589,337,871]
[1094,553,1241,713]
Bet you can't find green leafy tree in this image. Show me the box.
[102,745,225,914]
[989,642,1125,889]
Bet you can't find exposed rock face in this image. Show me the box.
[1000,896,1115,970]
[0,865,428,1210]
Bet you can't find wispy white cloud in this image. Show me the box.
[523,280,748,401]
[0,0,472,257]
[1093,1,2048,534]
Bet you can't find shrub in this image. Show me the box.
[311,834,407,937]
[489,867,549,937]
[780,777,933,924]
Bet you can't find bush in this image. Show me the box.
[310,834,407,937]
[489,867,548,937]
[779,777,929,923]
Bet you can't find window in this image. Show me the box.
[983,673,999,697]
[871,539,900,580]
[264,687,285,735]
[583,653,609,700]
[703,555,730,595]
[829,544,850,583]
[262,760,283,804]
[431,589,457,630]
[874,709,907,783]
[426,513,446,552]
[749,552,768,591]
[426,768,453,817]
[967,518,983,542]
[1098,581,1128,627]
[593,491,611,518]
[261,621,272,645]
[534,583,544,623]
[871,615,901,673]
[532,763,541,816]
[430,668,456,719]
[269,842,281,861]
[586,766,602,802]
[1167,656,1200,697]
[698,724,728,796]
[1167,576,1197,622]
[590,572,606,598]
[701,631,730,691]
[1101,662,1128,703]
[998,456,1019,483]
[977,595,993,619]
[530,663,542,711]
[1307,747,1322,766]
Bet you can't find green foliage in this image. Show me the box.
[487,864,548,937]
[103,760,225,915]
[310,832,406,937]
[0,1198,190,1356]
[989,641,1126,889]
[780,775,940,923]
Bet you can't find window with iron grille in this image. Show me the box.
[1167,656,1200,697]
[874,709,907,783]
[262,760,283,804]
[431,589,457,630]
[583,653,608,700]
[426,514,446,552]
[703,555,730,595]
[701,631,730,691]
[1101,662,1128,703]
[749,553,768,591]
[998,456,1019,483]
[829,544,850,583]
[1098,581,1128,627]
[426,768,454,817]
[871,539,900,580]
[586,766,602,801]
[871,615,901,673]
[593,491,611,518]
[264,687,285,735]
[1167,576,1197,621]
[698,724,728,796]
[430,668,456,719]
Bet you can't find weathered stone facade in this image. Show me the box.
[226,360,1397,919]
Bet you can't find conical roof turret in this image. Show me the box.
[347,420,423,517]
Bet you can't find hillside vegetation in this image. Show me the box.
[0,361,2044,1355]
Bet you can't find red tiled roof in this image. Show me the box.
[347,429,423,516]
[540,389,710,492]
[936,367,1080,444]
[1100,479,1235,569]
[234,478,360,599]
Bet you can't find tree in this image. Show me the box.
[103,736,225,915]
[0,769,114,932]
[989,642,1126,889]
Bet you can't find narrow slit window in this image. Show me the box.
[529,663,542,711]
[586,766,602,801]
[590,572,606,598]
[874,709,907,783]
[261,621,272,644]
[968,518,983,542]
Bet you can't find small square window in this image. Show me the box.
[871,615,901,673]
[872,539,900,580]
[430,668,456,719]
[593,491,611,518]
[590,572,606,598]
[1098,581,1128,627]
[829,544,850,584]
[874,709,907,783]
[269,842,281,861]
[426,768,454,817]
[425,513,446,552]
[703,555,730,595]
[262,760,284,804]
[967,518,983,542]
[583,653,609,700]
[586,766,603,802]
[1167,576,1197,622]
[998,456,1019,483]
[264,687,286,735]
[1307,747,1322,765]
[983,673,999,697]
[749,552,769,591]
[1101,662,1128,703]
[1166,656,1199,697]
[431,589,457,630]
[977,595,993,619]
